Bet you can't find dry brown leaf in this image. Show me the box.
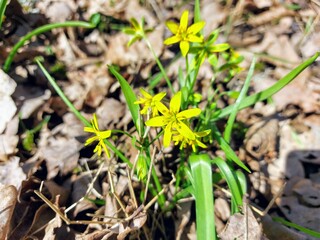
[0,156,26,188]
[96,98,126,129]
[41,137,81,179]
[215,198,231,222]
[43,213,63,240]
[0,183,17,240]
[253,0,273,9]
[248,6,295,27]
[201,0,226,36]
[109,210,147,240]
[0,135,19,162]
[219,203,265,240]
[245,119,279,160]
[0,70,17,134]
[19,89,51,119]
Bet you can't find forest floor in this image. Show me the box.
[0,0,320,239]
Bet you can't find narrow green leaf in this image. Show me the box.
[189,154,216,240]
[273,217,320,238]
[235,170,247,196]
[109,65,142,135]
[211,124,250,172]
[224,57,256,143]
[0,0,7,29]
[212,157,243,211]
[214,52,319,120]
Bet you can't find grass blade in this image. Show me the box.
[109,65,143,135]
[0,0,7,29]
[212,157,243,212]
[272,217,320,238]
[4,17,99,72]
[224,57,256,143]
[189,154,216,240]
[211,124,250,172]
[213,52,319,120]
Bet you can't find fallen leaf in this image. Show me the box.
[41,137,81,179]
[0,156,26,188]
[0,135,19,161]
[219,203,265,240]
[0,70,17,134]
[0,183,17,240]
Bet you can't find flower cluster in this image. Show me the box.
[136,90,210,151]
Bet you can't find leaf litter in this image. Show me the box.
[1,0,320,239]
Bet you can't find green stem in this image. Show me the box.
[4,20,97,72]
[36,59,131,166]
[144,36,174,94]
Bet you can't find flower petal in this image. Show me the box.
[186,35,203,43]
[177,108,201,119]
[180,10,189,32]
[187,21,205,34]
[84,136,99,146]
[146,116,166,127]
[99,130,111,139]
[170,91,181,113]
[140,88,152,99]
[94,144,102,156]
[84,127,95,133]
[196,139,207,149]
[180,41,190,56]
[156,102,169,115]
[153,92,166,101]
[100,140,110,158]
[93,114,99,130]
[164,36,181,45]
[166,21,179,34]
[163,123,173,147]
[175,121,195,140]
[195,129,211,137]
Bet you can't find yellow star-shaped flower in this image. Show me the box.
[134,88,167,117]
[164,10,205,56]
[84,113,111,158]
[146,91,201,147]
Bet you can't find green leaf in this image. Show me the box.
[211,124,250,172]
[224,57,256,143]
[0,0,7,29]
[109,65,143,135]
[214,52,319,120]
[209,43,230,52]
[212,157,243,212]
[273,217,320,238]
[189,154,216,240]
[235,170,247,196]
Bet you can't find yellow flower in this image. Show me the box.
[164,10,205,57]
[173,129,211,152]
[146,91,201,147]
[84,113,111,158]
[134,88,167,117]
